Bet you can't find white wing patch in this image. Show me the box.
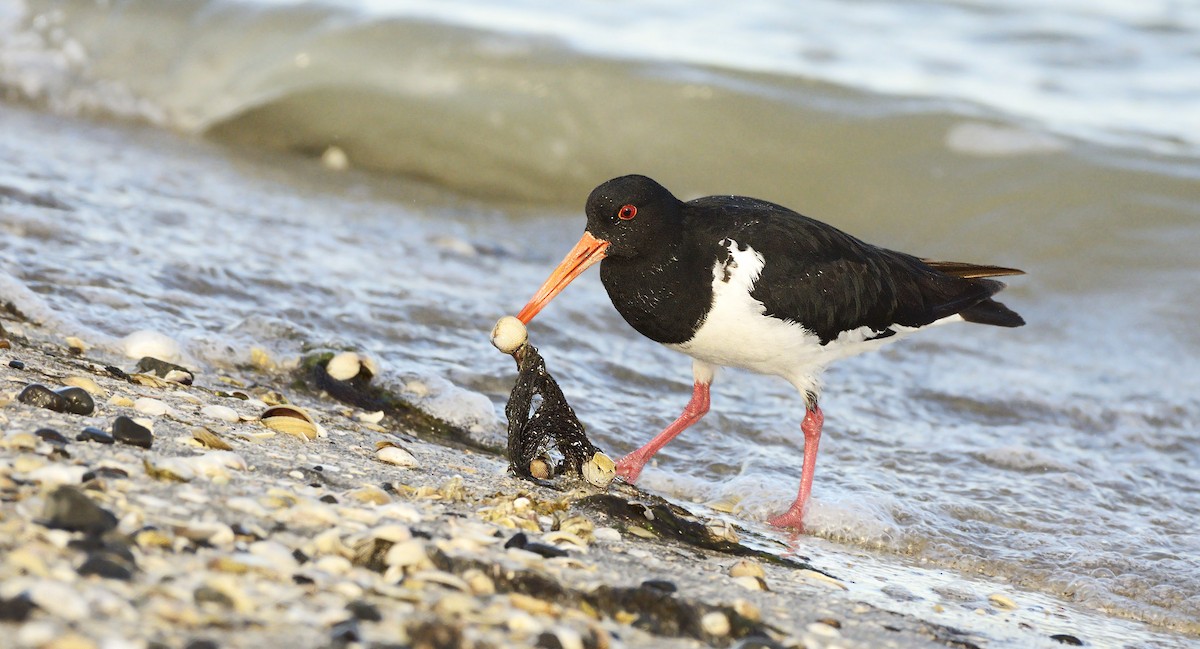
[666,239,956,397]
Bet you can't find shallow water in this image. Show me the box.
[2,1,1200,646]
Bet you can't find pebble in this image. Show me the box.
[17,384,95,415]
[0,594,36,622]
[346,599,382,622]
[77,427,115,444]
[78,554,135,580]
[57,386,96,415]
[135,356,194,384]
[641,579,677,593]
[34,428,70,445]
[41,485,119,533]
[8,359,25,369]
[200,405,240,423]
[113,416,154,449]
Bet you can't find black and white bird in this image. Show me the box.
[516,175,1024,530]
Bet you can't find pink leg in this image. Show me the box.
[615,381,711,483]
[768,406,824,531]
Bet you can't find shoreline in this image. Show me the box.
[0,309,1105,649]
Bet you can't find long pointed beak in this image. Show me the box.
[517,231,610,323]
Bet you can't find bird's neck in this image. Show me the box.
[600,244,713,345]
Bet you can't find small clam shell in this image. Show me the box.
[700,611,731,637]
[376,442,419,468]
[326,352,363,381]
[261,404,319,441]
[200,404,240,423]
[797,568,848,590]
[529,457,552,480]
[62,376,106,397]
[490,316,527,354]
[356,410,385,425]
[192,427,233,451]
[729,558,764,579]
[988,593,1018,610]
[705,518,739,544]
[582,451,616,488]
[732,575,767,591]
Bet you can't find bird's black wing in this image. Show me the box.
[686,196,1023,344]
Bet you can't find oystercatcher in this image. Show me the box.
[516,175,1024,530]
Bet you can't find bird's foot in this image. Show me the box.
[767,507,806,532]
[614,453,646,484]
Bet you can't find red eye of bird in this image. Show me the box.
[618,204,637,220]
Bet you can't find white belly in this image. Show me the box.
[666,239,952,397]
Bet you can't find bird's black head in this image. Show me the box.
[584,175,684,258]
[515,175,683,324]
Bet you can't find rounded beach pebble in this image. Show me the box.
[490,316,527,354]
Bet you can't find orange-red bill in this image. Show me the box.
[517,231,610,324]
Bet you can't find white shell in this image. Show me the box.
[62,376,106,396]
[733,575,766,591]
[705,518,739,543]
[201,404,240,423]
[729,558,765,579]
[356,410,385,424]
[490,316,528,354]
[581,451,615,488]
[326,352,363,381]
[134,397,171,416]
[376,444,420,468]
[700,612,731,637]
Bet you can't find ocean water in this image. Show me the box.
[2,1,1199,647]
